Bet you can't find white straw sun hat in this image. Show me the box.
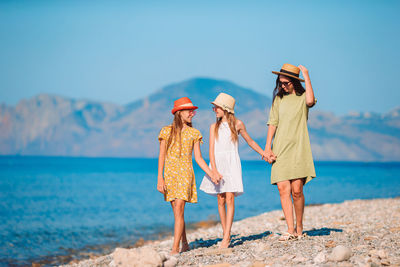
[211,93,235,114]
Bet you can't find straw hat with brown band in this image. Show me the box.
[272,63,305,82]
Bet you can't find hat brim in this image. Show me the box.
[211,101,235,114]
[272,71,305,82]
[171,106,198,114]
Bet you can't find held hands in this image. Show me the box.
[262,150,277,164]
[267,150,277,163]
[210,169,223,185]
[157,175,167,194]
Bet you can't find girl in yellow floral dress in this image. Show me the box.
[157,97,219,255]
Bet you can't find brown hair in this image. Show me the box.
[166,111,192,155]
[272,75,305,104]
[214,109,238,143]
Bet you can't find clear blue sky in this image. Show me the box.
[0,0,399,115]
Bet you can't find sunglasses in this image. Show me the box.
[279,81,292,88]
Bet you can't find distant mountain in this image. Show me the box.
[0,77,399,161]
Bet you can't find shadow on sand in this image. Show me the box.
[189,228,342,249]
[304,227,342,236]
[189,231,272,249]
[230,231,272,247]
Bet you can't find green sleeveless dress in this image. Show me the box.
[267,93,316,185]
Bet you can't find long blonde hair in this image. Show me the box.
[166,111,192,155]
[214,110,238,143]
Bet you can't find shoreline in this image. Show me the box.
[60,197,400,267]
[27,219,220,266]
[24,203,335,266]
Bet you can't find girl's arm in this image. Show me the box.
[298,65,316,107]
[209,124,222,181]
[236,120,268,158]
[157,140,167,194]
[194,141,219,184]
[264,125,277,163]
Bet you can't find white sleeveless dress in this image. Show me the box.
[200,122,243,196]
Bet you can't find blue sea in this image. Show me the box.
[0,156,399,266]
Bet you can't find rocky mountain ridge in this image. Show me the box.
[1,78,399,161]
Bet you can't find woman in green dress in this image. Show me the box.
[264,63,316,241]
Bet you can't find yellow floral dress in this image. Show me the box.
[158,125,203,203]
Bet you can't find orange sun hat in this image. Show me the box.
[171,97,198,114]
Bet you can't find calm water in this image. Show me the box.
[0,156,399,266]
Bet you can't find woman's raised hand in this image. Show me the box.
[298,65,309,77]
[157,176,166,194]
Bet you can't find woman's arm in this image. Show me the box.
[237,120,268,158]
[157,140,167,194]
[194,141,219,184]
[264,125,277,163]
[298,65,316,107]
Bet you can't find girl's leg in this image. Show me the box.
[217,193,227,236]
[291,178,305,236]
[221,192,235,248]
[170,199,186,254]
[171,202,189,252]
[277,181,295,234]
[180,222,190,252]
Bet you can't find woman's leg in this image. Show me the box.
[217,193,227,236]
[220,192,235,248]
[291,178,305,236]
[170,199,186,254]
[277,181,295,234]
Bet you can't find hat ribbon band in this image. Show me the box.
[177,103,194,108]
[280,69,299,77]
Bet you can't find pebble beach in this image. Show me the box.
[62,197,400,267]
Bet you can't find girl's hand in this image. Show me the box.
[262,153,273,163]
[157,176,166,194]
[211,177,218,185]
[261,151,270,162]
[210,171,222,185]
[213,170,223,183]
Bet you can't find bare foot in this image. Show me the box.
[170,249,180,255]
[180,242,190,253]
[219,238,231,248]
[295,226,303,237]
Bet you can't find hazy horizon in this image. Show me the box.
[2,76,399,116]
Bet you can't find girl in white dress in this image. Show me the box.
[200,93,268,248]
